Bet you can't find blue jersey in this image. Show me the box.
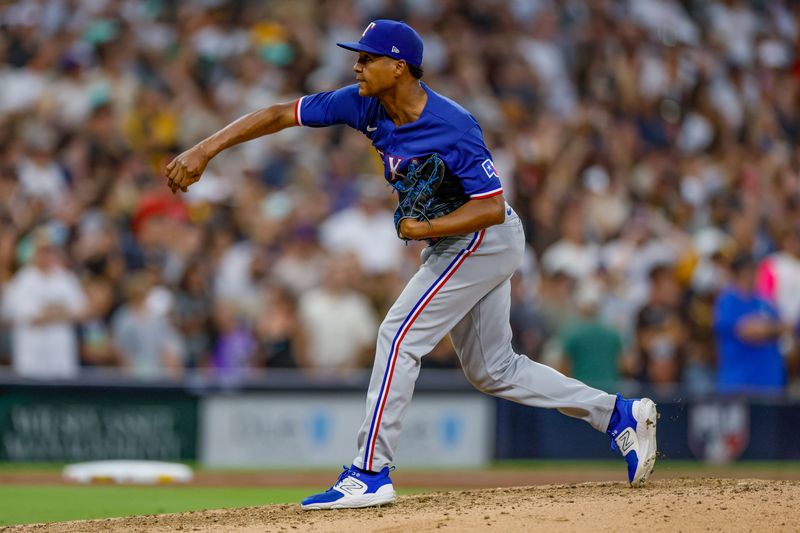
[295,83,503,200]
[713,287,785,392]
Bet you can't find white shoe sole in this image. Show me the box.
[631,398,658,486]
[301,486,397,510]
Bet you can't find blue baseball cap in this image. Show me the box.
[337,20,423,68]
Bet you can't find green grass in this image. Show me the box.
[0,484,430,526]
[0,462,64,472]
[0,485,315,526]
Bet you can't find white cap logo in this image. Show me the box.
[362,22,377,37]
[391,46,399,53]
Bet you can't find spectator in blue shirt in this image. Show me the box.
[713,253,788,394]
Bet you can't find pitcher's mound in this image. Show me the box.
[10,478,800,532]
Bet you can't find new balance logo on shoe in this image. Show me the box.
[616,427,636,454]
[336,477,367,495]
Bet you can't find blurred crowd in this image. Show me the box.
[0,0,798,396]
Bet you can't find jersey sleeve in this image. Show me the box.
[445,126,504,199]
[295,84,364,130]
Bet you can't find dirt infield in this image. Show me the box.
[6,478,800,532]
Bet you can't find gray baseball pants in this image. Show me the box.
[353,208,617,471]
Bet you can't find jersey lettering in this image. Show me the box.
[387,156,404,181]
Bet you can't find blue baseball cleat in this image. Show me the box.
[301,465,396,510]
[607,394,658,486]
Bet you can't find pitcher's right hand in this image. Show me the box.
[166,144,210,193]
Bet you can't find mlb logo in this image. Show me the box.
[482,159,499,179]
[688,400,750,463]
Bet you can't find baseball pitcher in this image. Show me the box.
[166,20,658,510]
